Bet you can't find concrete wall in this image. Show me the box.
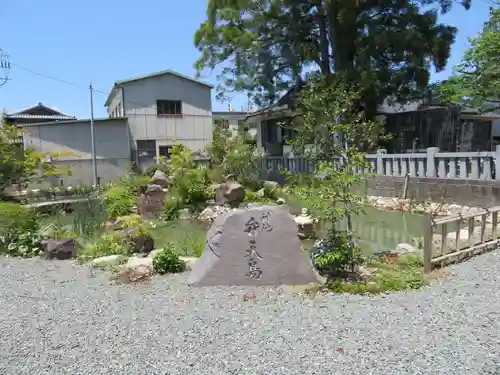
[22,118,131,185]
[121,74,213,153]
[107,87,124,118]
[366,176,500,207]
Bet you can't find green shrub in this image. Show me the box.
[152,244,186,274]
[71,200,107,240]
[78,232,135,262]
[0,202,38,239]
[114,214,151,236]
[5,231,45,258]
[162,195,182,221]
[78,214,152,262]
[103,186,135,219]
[174,168,210,205]
[313,229,364,278]
[0,202,43,257]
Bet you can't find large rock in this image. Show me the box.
[42,238,80,260]
[214,180,245,207]
[188,205,323,286]
[116,228,154,255]
[137,184,167,219]
[151,170,171,188]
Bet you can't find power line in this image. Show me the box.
[9,61,191,113]
[10,62,86,89]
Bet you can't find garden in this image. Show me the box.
[0,80,428,294]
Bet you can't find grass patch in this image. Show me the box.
[150,220,207,258]
[320,253,426,295]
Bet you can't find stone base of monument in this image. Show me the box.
[188,204,324,286]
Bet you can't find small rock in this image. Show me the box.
[178,208,191,220]
[179,256,198,270]
[256,188,266,197]
[276,197,286,205]
[395,243,419,253]
[148,249,162,258]
[117,264,152,283]
[151,170,171,188]
[199,206,216,221]
[126,256,153,268]
[263,180,278,191]
[92,254,128,267]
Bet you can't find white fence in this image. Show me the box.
[261,145,500,181]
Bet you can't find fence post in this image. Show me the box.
[426,147,439,178]
[495,145,500,181]
[376,149,386,175]
[423,213,433,273]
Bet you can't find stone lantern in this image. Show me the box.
[294,208,315,239]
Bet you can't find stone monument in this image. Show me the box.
[188,205,323,286]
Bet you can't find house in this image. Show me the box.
[20,118,130,186]
[246,87,500,154]
[2,103,76,126]
[104,70,213,170]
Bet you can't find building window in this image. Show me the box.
[159,145,173,159]
[214,118,229,129]
[136,139,157,159]
[157,100,182,116]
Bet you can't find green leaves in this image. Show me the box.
[194,0,471,112]
[437,6,500,112]
[0,121,70,196]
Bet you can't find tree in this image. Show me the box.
[437,5,500,112]
[209,122,261,188]
[289,75,385,277]
[194,0,472,118]
[0,121,68,198]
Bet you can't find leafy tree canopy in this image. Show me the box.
[194,0,472,117]
[436,4,500,112]
[0,121,69,198]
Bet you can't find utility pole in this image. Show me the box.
[89,84,98,186]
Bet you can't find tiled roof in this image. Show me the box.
[5,114,75,120]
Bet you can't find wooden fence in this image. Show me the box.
[423,207,500,273]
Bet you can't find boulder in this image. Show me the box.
[214,179,246,207]
[188,204,323,286]
[151,170,171,188]
[214,185,228,205]
[225,181,245,206]
[137,184,167,219]
[116,228,154,255]
[263,180,279,191]
[42,238,80,260]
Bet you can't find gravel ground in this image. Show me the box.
[1,253,500,375]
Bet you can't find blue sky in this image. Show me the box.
[0,0,495,118]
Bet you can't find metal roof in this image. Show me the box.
[104,70,214,107]
[18,117,127,127]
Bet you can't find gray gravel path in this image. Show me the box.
[1,252,500,375]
